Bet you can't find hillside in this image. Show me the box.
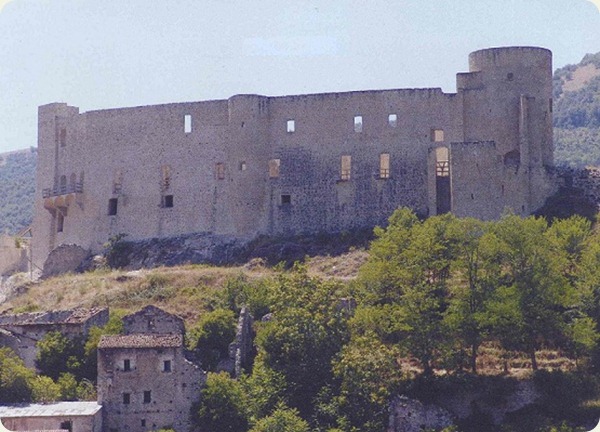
[553,52,600,167]
[0,148,36,235]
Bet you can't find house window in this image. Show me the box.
[287,119,295,133]
[216,163,225,180]
[163,360,172,372]
[108,198,118,216]
[162,195,174,208]
[380,153,390,179]
[354,116,363,133]
[388,114,397,128]
[341,155,351,181]
[141,420,146,428]
[281,194,291,205]
[184,114,192,133]
[239,161,247,171]
[123,393,131,404]
[60,421,72,432]
[143,390,152,404]
[431,129,444,142]
[507,72,514,81]
[123,359,131,372]
[269,159,280,178]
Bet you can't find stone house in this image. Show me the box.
[97,334,204,432]
[32,46,557,272]
[0,401,102,432]
[0,308,109,369]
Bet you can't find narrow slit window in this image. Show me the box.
[431,129,444,142]
[281,194,291,205]
[57,213,64,233]
[161,165,171,192]
[354,116,363,133]
[216,163,225,180]
[388,114,397,128]
[184,115,192,133]
[163,360,172,372]
[287,120,295,133]
[162,195,174,208]
[549,98,553,113]
[269,159,280,178]
[143,390,152,404]
[108,198,118,216]
[380,153,390,179]
[60,128,67,147]
[123,359,131,372]
[341,155,351,181]
[123,393,130,405]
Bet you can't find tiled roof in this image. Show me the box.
[98,334,183,349]
[0,401,101,417]
[0,308,106,326]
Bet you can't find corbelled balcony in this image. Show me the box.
[43,182,83,210]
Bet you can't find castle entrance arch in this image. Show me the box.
[435,147,451,214]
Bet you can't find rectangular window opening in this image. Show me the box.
[269,159,280,178]
[239,161,247,171]
[281,194,291,205]
[216,163,225,180]
[60,421,72,432]
[57,213,64,233]
[141,420,146,428]
[162,195,174,208]
[184,114,192,133]
[380,153,390,179]
[143,390,152,404]
[108,198,118,216]
[431,129,445,142]
[59,128,67,147]
[354,116,363,133]
[388,114,398,128]
[123,359,131,372]
[549,98,553,113]
[123,393,130,405]
[286,119,295,133]
[341,155,352,181]
[163,360,172,372]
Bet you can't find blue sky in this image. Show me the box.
[0,0,599,152]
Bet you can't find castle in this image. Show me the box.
[31,46,556,271]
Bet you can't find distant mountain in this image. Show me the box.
[0,148,36,235]
[553,52,600,167]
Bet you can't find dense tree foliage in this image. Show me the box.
[0,149,36,234]
[553,52,600,167]
[188,308,237,371]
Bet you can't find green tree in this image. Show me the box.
[332,337,403,432]
[36,331,85,380]
[255,265,350,417]
[30,375,61,403]
[196,372,249,432]
[188,308,237,371]
[248,404,310,432]
[0,347,34,403]
[485,215,581,369]
[57,372,78,401]
[83,309,125,381]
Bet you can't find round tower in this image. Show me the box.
[464,47,553,167]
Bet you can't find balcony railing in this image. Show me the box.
[42,182,84,198]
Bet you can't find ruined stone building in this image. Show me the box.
[0,308,108,369]
[97,307,204,432]
[32,46,556,271]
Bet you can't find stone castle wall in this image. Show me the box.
[31,47,556,271]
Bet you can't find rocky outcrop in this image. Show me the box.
[388,396,454,432]
[42,244,89,278]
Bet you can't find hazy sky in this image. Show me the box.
[0,0,599,152]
